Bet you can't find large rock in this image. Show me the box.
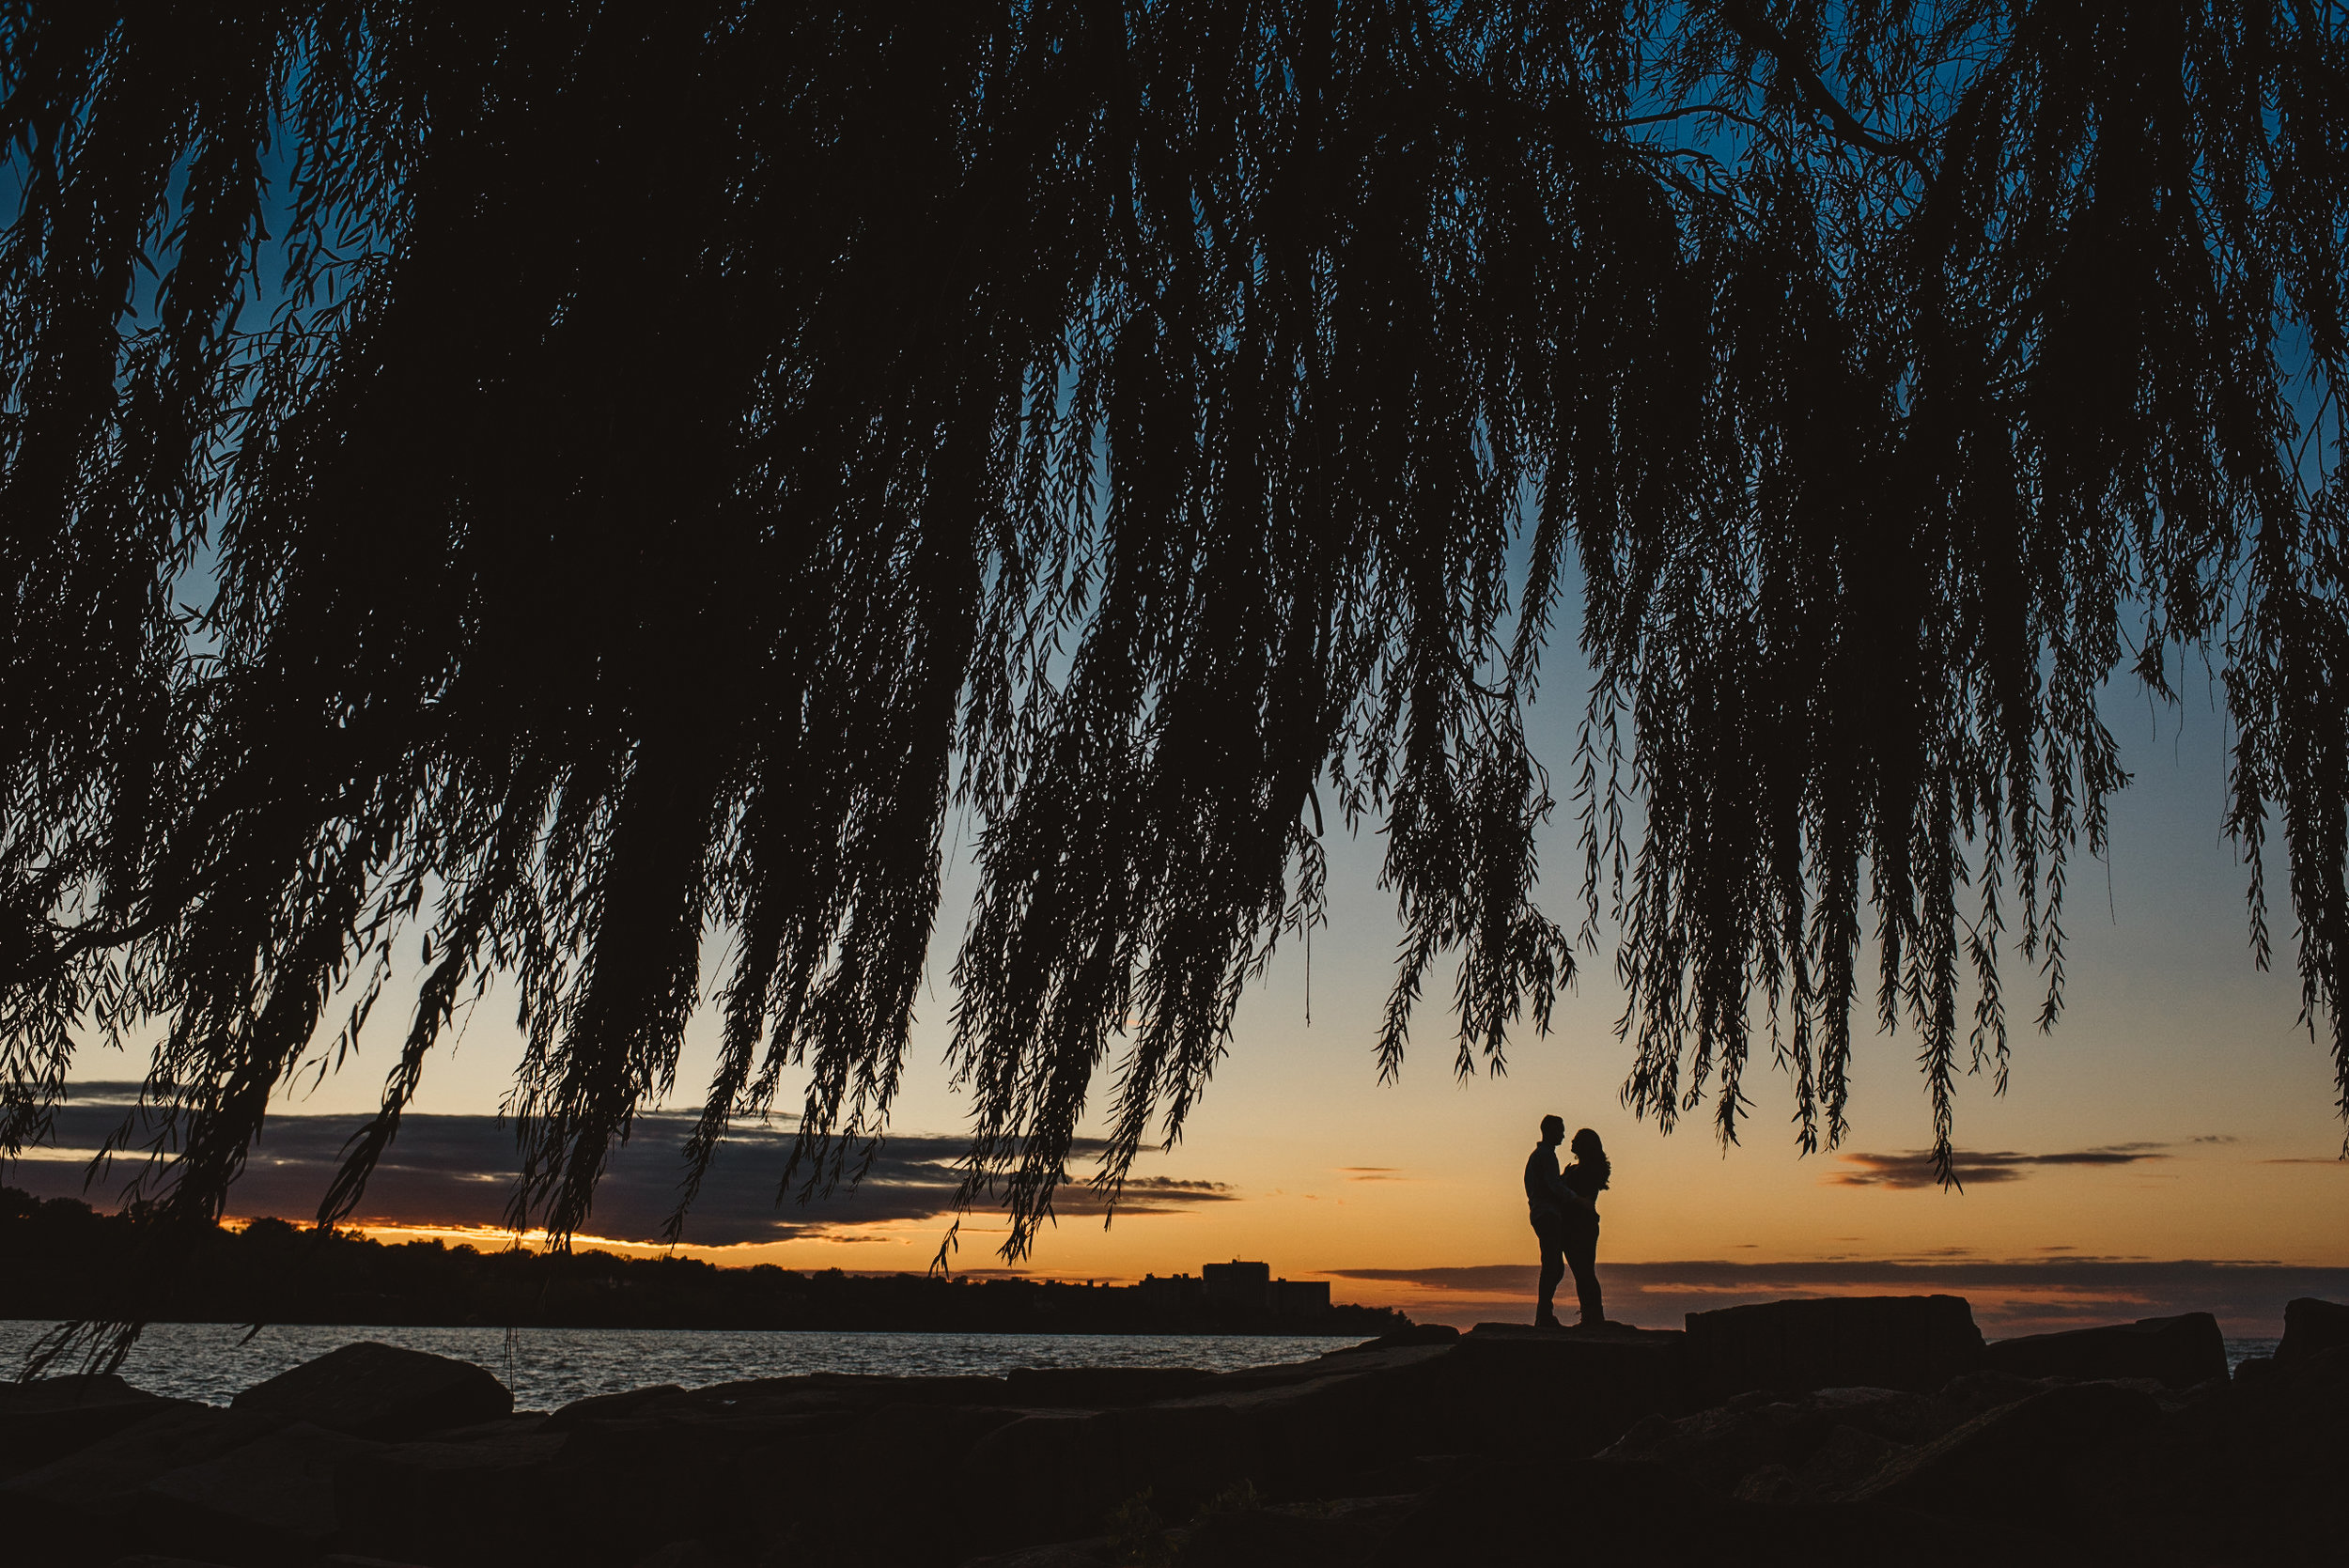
[957,1401,1263,1552]
[2273,1295,2349,1366]
[1596,1385,1952,1498]
[2062,1343,2349,1565]
[1683,1296,1983,1399]
[1434,1326,1686,1459]
[539,1385,683,1429]
[831,1402,1031,1565]
[334,1428,568,1568]
[0,1374,178,1479]
[1845,1379,2159,1538]
[141,1420,383,1561]
[1173,1496,1416,1567]
[1983,1312,2226,1389]
[2,1405,285,1561]
[1001,1366,1216,1407]
[1366,1458,2032,1568]
[951,1329,1684,1556]
[232,1342,512,1439]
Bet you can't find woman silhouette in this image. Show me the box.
[1558,1128,1610,1327]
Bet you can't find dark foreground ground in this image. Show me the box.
[2,1294,2342,1568]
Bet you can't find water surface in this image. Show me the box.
[0,1320,1361,1409]
[1,1321,2282,1411]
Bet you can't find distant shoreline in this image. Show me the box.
[3,1187,1414,1338]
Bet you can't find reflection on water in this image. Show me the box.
[0,1320,1361,1409]
[2223,1336,2279,1370]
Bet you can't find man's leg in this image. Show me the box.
[1565,1231,1603,1327]
[1534,1222,1565,1327]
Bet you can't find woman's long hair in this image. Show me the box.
[1570,1128,1611,1193]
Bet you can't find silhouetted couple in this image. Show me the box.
[1525,1115,1609,1329]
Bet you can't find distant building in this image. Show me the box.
[1202,1259,1272,1310]
[1137,1272,1205,1311]
[1269,1278,1330,1317]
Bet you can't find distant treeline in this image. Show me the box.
[0,1188,1409,1337]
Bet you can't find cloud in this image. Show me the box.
[1828,1142,2176,1188]
[2258,1157,2348,1166]
[1328,1257,2349,1334]
[1339,1168,1408,1182]
[5,1084,1237,1246]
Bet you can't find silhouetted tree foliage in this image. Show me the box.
[3,3,2346,1364]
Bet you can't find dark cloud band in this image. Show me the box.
[1828,1142,2182,1188]
[6,1085,1235,1246]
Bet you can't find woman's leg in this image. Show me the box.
[1564,1230,1603,1326]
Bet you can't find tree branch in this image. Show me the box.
[1716,0,1934,184]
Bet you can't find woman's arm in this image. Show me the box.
[1549,1172,1595,1215]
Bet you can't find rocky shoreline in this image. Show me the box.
[2,1295,2341,1568]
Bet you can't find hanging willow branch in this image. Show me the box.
[3,1,2346,1368]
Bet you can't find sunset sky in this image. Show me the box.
[17,652,2345,1340]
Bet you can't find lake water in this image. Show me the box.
[0,1321,1363,1410]
[0,1321,2282,1411]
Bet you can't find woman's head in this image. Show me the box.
[1571,1127,1606,1163]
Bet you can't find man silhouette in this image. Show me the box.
[1525,1114,1595,1328]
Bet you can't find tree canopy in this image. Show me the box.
[3,0,2345,1329]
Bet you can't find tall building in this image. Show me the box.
[1202,1258,1272,1311]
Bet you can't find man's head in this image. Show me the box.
[1539,1114,1565,1146]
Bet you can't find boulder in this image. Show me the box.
[0,1374,178,1479]
[2273,1296,2349,1366]
[1596,1399,1811,1494]
[1933,1369,2063,1420]
[1173,1496,1416,1567]
[3,1405,285,1511]
[1845,1379,2160,1537]
[1683,1296,1983,1401]
[1433,1326,1686,1459]
[531,1381,894,1564]
[957,1411,1101,1548]
[832,1403,1030,1564]
[541,1385,685,1429]
[232,1342,512,1440]
[1983,1312,2227,1389]
[957,1544,1113,1568]
[628,1543,733,1568]
[1001,1366,1216,1407]
[140,1420,383,1561]
[334,1428,567,1568]
[957,1400,1264,1551]
[1797,1387,1952,1447]
[4,1405,285,1560]
[1595,1385,1946,1498]
[1344,1452,1477,1497]
[1791,1423,1906,1499]
[1367,1458,2028,1568]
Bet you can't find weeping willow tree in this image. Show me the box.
[3,1,2346,1358]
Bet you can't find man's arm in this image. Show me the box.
[1548,1172,1595,1216]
